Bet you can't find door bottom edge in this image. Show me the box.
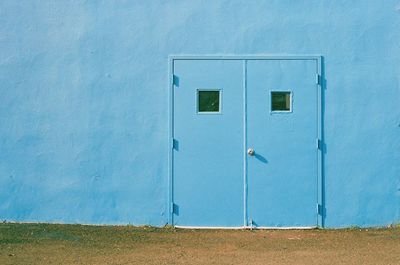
[174,226,245,230]
[174,225,317,230]
[252,226,317,230]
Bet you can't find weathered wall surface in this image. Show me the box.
[0,1,399,227]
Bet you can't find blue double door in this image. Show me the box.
[173,59,319,228]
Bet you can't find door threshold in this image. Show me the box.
[174,226,245,230]
[174,225,317,230]
[251,226,317,230]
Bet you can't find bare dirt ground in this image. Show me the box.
[0,223,399,265]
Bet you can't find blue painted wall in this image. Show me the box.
[0,1,399,227]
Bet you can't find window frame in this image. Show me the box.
[196,88,223,115]
[270,90,293,114]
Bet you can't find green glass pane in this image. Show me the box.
[198,90,220,112]
[271,91,291,111]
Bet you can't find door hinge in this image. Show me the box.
[316,74,321,85]
[171,203,179,215]
[317,204,323,215]
[316,138,322,150]
[172,138,179,150]
[173,75,179,86]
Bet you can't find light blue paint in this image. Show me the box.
[171,57,321,228]
[0,1,399,228]
[173,59,244,227]
[246,59,318,227]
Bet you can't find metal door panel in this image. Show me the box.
[246,59,318,227]
[173,59,244,227]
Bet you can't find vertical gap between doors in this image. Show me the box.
[243,59,248,227]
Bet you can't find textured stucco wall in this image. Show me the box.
[0,0,399,227]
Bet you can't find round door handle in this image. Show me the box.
[247,148,255,156]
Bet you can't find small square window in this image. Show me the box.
[198,90,220,113]
[271,91,291,112]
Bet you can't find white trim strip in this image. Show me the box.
[175,226,245,230]
[254,226,317,230]
[174,226,317,230]
[169,54,322,60]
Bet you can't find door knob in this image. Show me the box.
[247,148,255,156]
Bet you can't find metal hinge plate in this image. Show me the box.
[172,139,179,150]
[316,74,321,85]
[172,203,179,215]
[317,204,323,215]
[173,75,179,86]
[316,139,321,150]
